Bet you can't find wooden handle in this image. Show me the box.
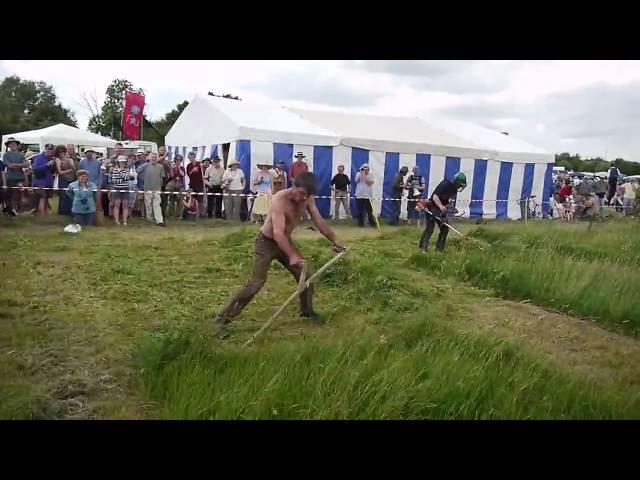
[243,248,349,347]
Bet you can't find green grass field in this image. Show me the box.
[1,215,639,419]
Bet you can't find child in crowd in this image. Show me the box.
[182,189,199,221]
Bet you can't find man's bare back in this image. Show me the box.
[261,188,309,240]
[212,173,345,335]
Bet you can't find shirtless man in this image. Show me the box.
[212,172,346,339]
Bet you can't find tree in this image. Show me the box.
[86,79,141,139]
[0,75,77,137]
[555,152,640,176]
[78,88,105,136]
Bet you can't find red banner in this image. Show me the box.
[122,91,145,140]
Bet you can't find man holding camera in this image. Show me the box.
[30,143,57,217]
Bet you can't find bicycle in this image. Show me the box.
[521,195,543,220]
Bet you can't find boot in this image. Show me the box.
[300,311,325,325]
[212,314,232,339]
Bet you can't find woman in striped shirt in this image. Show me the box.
[110,156,135,225]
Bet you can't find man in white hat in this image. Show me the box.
[289,152,311,221]
[138,152,166,227]
[3,137,29,216]
[221,158,245,221]
[355,163,376,228]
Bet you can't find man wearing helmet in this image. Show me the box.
[419,172,467,252]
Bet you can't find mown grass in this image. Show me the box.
[408,221,640,335]
[2,215,640,419]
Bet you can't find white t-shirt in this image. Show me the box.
[222,168,245,190]
[623,182,637,199]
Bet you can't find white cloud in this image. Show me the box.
[2,60,640,160]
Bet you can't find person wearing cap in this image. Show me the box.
[419,172,467,252]
[3,137,29,216]
[30,144,57,217]
[388,166,409,226]
[111,155,136,225]
[221,158,245,221]
[355,164,376,228]
[204,156,224,218]
[66,169,98,226]
[289,152,309,186]
[54,145,77,217]
[251,162,273,224]
[139,152,167,227]
[271,160,288,195]
[78,148,102,188]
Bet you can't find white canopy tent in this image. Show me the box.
[165,95,555,220]
[290,108,552,164]
[166,94,341,148]
[1,123,117,153]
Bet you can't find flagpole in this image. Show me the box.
[140,90,144,141]
[120,90,126,141]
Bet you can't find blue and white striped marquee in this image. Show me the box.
[167,141,554,220]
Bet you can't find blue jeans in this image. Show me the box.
[73,212,95,226]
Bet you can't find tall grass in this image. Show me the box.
[409,223,640,334]
[137,320,640,420]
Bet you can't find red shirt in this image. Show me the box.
[289,161,309,183]
[187,162,204,190]
[559,185,572,198]
[185,197,198,214]
[169,164,185,183]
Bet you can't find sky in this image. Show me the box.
[2,60,640,161]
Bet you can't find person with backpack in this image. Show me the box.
[607,163,621,204]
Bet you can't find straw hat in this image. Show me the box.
[4,137,20,147]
